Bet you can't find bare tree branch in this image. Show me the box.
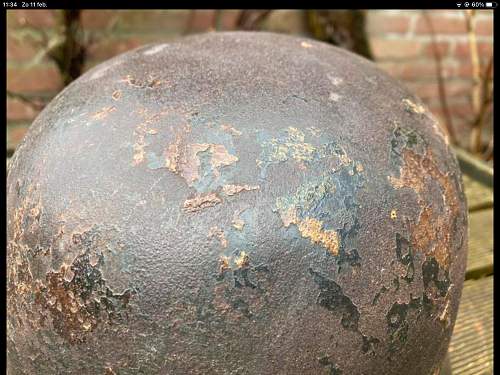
[465,9,485,154]
[422,11,457,145]
[465,10,493,157]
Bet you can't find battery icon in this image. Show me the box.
[486,2,497,7]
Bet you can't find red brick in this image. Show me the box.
[415,13,467,34]
[380,61,456,82]
[456,64,473,78]
[7,98,40,121]
[406,81,471,101]
[475,17,493,36]
[115,10,190,32]
[366,13,412,34]
[453,62,493,81]
[182,9,241,32]
[7,9,57,28]
[432,97,475,120]
[426,102,476,140]
[454,41,493,59]
[447,102,475,119]
[443,81,473,98]
[370,39,422,60]
[219,10,240,30]
[454,63,492,80]
[7,35,40,61]
[7,65,62,93]
[81,10,119,29]
[379,61,430,81]
[423,41,451,58]
[188,10,216,31]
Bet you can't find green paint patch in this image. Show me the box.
[276,173,336,217]
[146,151,164,170]
[256,127,350,177]
[274,148,366,258]
[275,173,340,255]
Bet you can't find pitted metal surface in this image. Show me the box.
[7,31,467,375]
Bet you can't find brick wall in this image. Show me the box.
[6,9,493,153]
[367,10,493,149]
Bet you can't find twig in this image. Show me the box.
[465,10,485,154]
[473,56,493,152]
[465,11,493,156]
[422,11,457,145]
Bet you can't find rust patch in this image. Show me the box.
[257,127,352,177]
[164,142,181,172]
[389,148,460,269]
[218,251,252,275]
[234,251,250,269]
[132,110,171,166]
[112,90,122,101]
[222,184,260,196]
[231,207,248,231]
[278,206,339,256]
[208,227,228,248]
[165,142,238,186]
[275,171,348,256]
[34,252,133,344]
[170,143,210,183]
[219,256,231,274]
[92,106,116,121]
[257,127,317,166]
[7,184,43,308]
[121,74,164,89]
[183,192,222,213]
[279,207,298,228]
[209,145,239,177]
[232,217,245,231]
[220,124,242,136]
[297,217,339,256]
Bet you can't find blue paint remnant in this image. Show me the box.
[256,127,349,178]
[275,153,366,264]
[146,151,164,170]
